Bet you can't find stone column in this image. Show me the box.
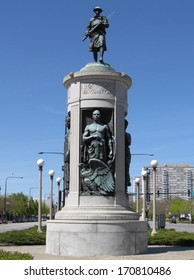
[63,63,132,208]
[46,63,148,256]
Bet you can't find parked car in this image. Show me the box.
[169,217,177,223]
[179,217,188,222]
[0,219,7,224]
[179,214,190,221]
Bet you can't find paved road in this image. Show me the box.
[149,221,194,233]
[165,222,194,233]
[1,221,194,233]
[0,221,46,233]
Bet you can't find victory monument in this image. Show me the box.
[46,7,147,256]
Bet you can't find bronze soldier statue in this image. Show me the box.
[83,7,109,63]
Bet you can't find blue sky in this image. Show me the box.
[0,0,194,199]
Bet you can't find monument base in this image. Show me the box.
[46,206,148,256]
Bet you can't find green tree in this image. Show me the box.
[0,196,4,217]
[8,193,29,217]
[169,197,192,217]
[26,198,37,216]
[42,201,49,216]
[180,199,193,218]
[2,192,51,220]
[169,197,182,217]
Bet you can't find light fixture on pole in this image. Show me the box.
[4,176,23,219]
[135,177,140,213]
[38,151,65,206]
[49,170,55,220]
[38,152,64,156]
[141,170,148,221]
[131,153,154,156]
[56,177,61,212]
[37,159,44,232]
[151,159,158,236]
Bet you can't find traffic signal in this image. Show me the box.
[188,189,191,197]
[147,193,150,202]
[157,190,160,197]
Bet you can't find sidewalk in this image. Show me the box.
[1,245,194,260]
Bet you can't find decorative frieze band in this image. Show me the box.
[81,82,115,95]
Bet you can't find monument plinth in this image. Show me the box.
[46,63,148,256]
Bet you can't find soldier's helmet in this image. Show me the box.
[93,6,103,13]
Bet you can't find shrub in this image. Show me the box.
[0,226,46,245]
[0,249,33,260]
[148,229,194,246]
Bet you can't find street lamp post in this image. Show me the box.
[141,170,148,221]
[151,159,158,236]
[29,187,39,200]
[49,170,55,220]
[4,176,23,218]
[38,151,65,206]
[56,177,61,212]
[28,187,39,209]
[37,159,44,232]
[135,178,140,213]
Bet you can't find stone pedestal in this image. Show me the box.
[46,63,148,256]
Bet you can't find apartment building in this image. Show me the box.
[133,163,194,201]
